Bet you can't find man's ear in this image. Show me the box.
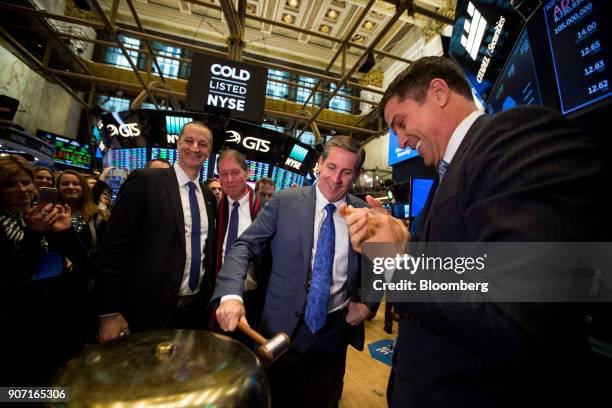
[429,78,450,106]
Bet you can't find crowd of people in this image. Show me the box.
[1,56,605,407]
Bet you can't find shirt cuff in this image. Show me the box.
[221,295,244,304]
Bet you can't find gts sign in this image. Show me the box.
[106,123,141,138]
[225,130,270,152]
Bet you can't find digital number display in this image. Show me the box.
[53,136,91,170]
[272,166,305,191]
[106,148,147,173]
[544,0,611,114]
[246,160,270,182]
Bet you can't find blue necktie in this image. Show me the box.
[226,201,240,256]
[187,182,201,291]
[438,159,450,182]
[305,203,336,333]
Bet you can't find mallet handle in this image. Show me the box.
[237,321,267,346]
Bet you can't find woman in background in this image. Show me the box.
[57,170,109,342]
[0,155,83,385]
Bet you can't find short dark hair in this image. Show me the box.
[205,177,220,186]
[379,56,473,117]
[178,121,212,140]
[321,135,365,173]
[255,176,275,192]
[217,149,247,171]
[33,166,55,178]
[145,158,172,168]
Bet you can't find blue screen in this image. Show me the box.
[388,129,419,166]
[151,147,210,181]
[410,178,435,219]
[272,166,305,191]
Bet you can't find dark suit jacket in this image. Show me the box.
[393,107,604,407]
[212,186,377,350]
[96,167,217,332]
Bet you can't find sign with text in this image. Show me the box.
[450,0,527,104]
[186,54,267,123]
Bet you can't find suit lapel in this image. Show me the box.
[345,194,359,295]
[300,187,317,278]
[164,168,186,251]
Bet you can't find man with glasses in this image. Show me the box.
[96,121,218,342]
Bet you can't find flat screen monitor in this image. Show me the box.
[105,148,148,173]
[246,160,270,182]
[53,135,91,170]
[409,178,435,220]
[487,27,543,114]
[543,0,611,115]
[271,166,305,191]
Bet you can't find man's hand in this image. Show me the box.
[99,314,130,343]
[340,195,410,253]
[345,301,374,326]
[216,299,247,332]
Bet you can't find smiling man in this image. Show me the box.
[344,56,604,407]
[96,121,218,342]
[212,136,378,407]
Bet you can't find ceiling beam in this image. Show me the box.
[88,0,160,108]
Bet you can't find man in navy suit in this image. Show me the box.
[97,121,217,342]
[345,57,603,407]
[213,136,378,407]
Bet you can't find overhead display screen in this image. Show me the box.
[275,139,319,176]
[54,135,91,170]
[543,0,611,114]
[105,148,147,173]
[185,54,267,123]
[450,0,527,103]
[246,160,270,182]
[487,28,543,114]
[272,166,305,191]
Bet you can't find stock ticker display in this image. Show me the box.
[272,166,305,191]
[246,160,270,182]
[53,136,91,170]
[544,0,611,114]
[105,148,147,173]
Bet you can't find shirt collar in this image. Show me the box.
[227,188,250,208]
[174,163,200,191]
[443,110,484,164]
[315,184,346,213]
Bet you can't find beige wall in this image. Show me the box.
[0,43,82,139]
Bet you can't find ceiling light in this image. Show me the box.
[326,9,338,20]
[246,4,256,13]
[282,14,295,24]
[287,0,299,8]
[363,20,375,30]
[319,24,331,34]
[352,34,365,43]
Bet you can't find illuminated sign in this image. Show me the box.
[186,55,267,123]
[106,123,141,138]
[450,0,526,103]
[165,115,194,144]
[224,130,271,152]
[285,144,309,170]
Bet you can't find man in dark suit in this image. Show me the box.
[344,57,603,407]
[97,121,217,342]
[213,136,378,407]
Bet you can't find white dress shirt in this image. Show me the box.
[223,192,257,291]
[443,110,485,165]
[174,163,209,296]
[311,185,350,313]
